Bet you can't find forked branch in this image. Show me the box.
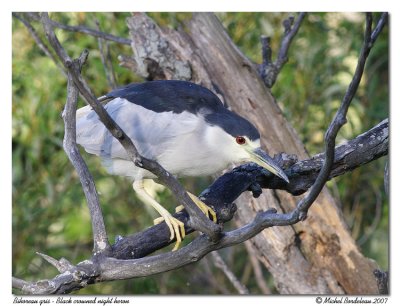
[258,12,306,88]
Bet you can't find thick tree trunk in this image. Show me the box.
[126,12,379,294]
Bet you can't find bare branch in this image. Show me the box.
[26,12,131,45]
[12,277,31,290]
[357,186,383,246]
[95,19,118,89]
[13,13,92,106]
[62,53,111,254]
[260,35,272,66]
[370,13,388,44]
[295,12,388,220]
[210,251,249,294]
[39,12,221,243]
[244,241,271,294]
[12,13,66,77]
[201,257,231,294]
[117,54,138,71]
[258,13,306,88]
[276,13,306,69]
[15,260,98,294]
[384,161,389,195]
[36,252,74,273]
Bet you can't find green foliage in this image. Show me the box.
[12,12,388,294]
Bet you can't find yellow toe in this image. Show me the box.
[187,192,217,223]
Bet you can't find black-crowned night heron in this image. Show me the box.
[76,80,288,250]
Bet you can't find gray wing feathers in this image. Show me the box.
[76,98,199,162]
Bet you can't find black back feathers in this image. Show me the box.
[102,80,260,141]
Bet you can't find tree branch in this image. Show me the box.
[210,251,249,294]
[258,12,306,88]
[25,12,131,45]
[95,19,118,89]
[12,13,66,77]
[295,12,387,220]
[36,252,75,273]
[39,12,221,243]
[357,185,383,246]
[62,51,111,254]
[12,277,31,290]
[277,13,306,69]
[244,241,271,294]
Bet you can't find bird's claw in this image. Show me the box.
[187,192,217,223]
[153,215,185,251]
[152,192,217,252]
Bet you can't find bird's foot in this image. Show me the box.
[175,192,217,223]
[153,214,185,251]
[132,179,185,251]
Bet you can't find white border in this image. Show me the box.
[3,0,396,12]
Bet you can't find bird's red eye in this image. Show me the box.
[236,136,246,145]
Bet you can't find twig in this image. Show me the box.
[36,252,71,273]
[261,36,272,66]
[105,47,118,88]
[384,161,389,195]
[12,277,31,290]
[370,13,389,44]
[39,12,221,243]
[12,13,66,77]
[244,241,271,294]
[295,13,387,220]
[357,186,383,246]
[210,251,249,294]
[62,51,111,255]
[201,257,231,294]
[95,19,118,89]
[259,13,306,88]
[26,12,131,45]
[276,13,306,69]
[13,13,90,106]
[118,54,138,71]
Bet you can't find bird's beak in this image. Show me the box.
[248,147,289,183]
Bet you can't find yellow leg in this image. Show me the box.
[133,179,185,251]
[175,192,217,223]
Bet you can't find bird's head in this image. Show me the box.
[204,110,289,183]
[230,135,289,183]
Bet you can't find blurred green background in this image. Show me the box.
[12,12,388,294]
